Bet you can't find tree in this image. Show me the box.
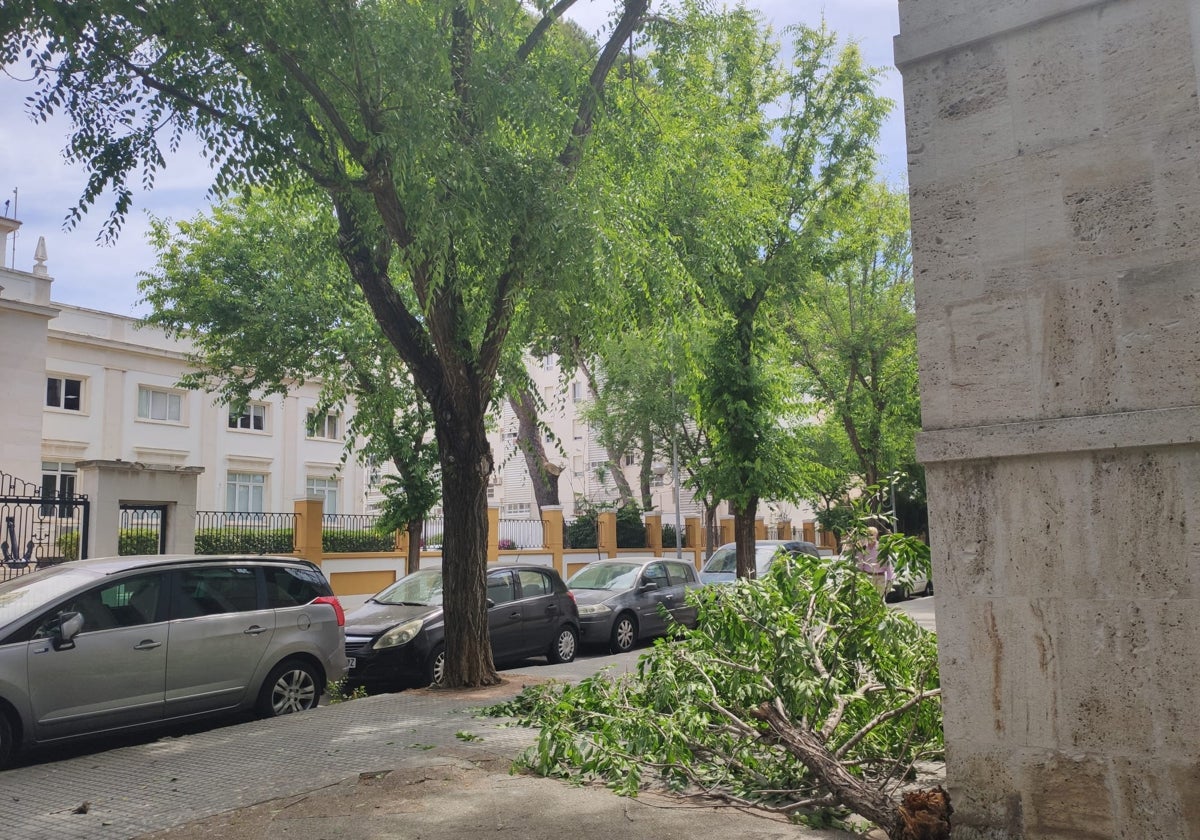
[139,190,441,575]
[786,183,920,496]
[4,0,650,686]
[621,6,889,578]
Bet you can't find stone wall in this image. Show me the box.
[896,0,1200,836]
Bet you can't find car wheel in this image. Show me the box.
[924,580,934,597]
[547,625,578,664]
[257,659,321,717]
[0,710,14,769]
[609,613,638,654]
[426,644,446,687]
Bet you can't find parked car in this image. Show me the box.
[568,557,703,653]
[889,573,933,602]
[0,554,347,768]
[343,564,579,688]
[699,540,822,584]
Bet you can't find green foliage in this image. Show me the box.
[326,679,368,704]
[118,530,160,556]
[487,554,941,820]
[565,501,646,549]
[322,529,395,553]
[659,523,688,550]
[194,529,295,555]
[56,531,80,561]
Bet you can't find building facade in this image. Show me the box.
[0,213,370,519]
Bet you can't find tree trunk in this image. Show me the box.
[406,519,422,575]
[508,390,561,513]
[733,497,759,579]
[434,401,500,688]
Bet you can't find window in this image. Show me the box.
[516,569,550,599]
[41,573,164,634]
[228,403,267,431]
[571,381,585,403]
[173,566,259,617]
[264,565,329,608]
[623,452,636,467]
[46,375,82,411]
[486,570,517,605]
[572,419,583,440]
[665,562,697,586]
[227,472,266,513]
[503,503,531,517]
[137,386,182,422]
[40,461,77,517]
[306,476,339,515]
[502,428,518,443]
[307,411,339,440]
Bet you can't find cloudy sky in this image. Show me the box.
[0,0,907,316]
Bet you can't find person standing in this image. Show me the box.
[855,526,892,598]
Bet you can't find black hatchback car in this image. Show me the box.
[343,564,579,687]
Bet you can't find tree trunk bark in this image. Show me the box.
[508,390,561,513]
[733,497,758,579]
[434,402,500,688]
[406,519,422,575]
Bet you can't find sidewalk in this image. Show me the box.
[3,669,857,840]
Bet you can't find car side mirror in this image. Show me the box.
[53,611,84,651]
[639,580,659,592]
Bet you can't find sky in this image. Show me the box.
[0,0,906,316]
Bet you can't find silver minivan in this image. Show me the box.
[0,555,347,768]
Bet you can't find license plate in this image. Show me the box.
[347,657,356,669]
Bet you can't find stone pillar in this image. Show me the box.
[75,461,204,558]
[754,518,766,540]
[777,519,792,540]
[896,1,1200,836]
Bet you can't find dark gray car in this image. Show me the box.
[568,557,702,653]
[0,555,347,768]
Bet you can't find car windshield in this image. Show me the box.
[0,567,100,628]
[371,569,443,606]
[568,562,642,591]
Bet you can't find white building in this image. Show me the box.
[0,213,369,516]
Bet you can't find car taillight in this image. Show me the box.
[567,591,577,604]
[314,595,345,627]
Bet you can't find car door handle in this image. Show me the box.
[243,625,268,635]
[133,640,163,650]
[508,611,521,620]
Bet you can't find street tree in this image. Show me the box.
[624,5,889,578]
[786,183,920,496]
[3,0,650,686]
[139,190,440,575]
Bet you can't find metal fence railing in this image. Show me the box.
[194,511,298,555]
[321,514,394,552]
[421,516,446,549]
[498,517,545,550]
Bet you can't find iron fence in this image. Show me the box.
[321,513,394,552]
[194,511,298,555]
[0,469,89,579]
[421,515,445,549]
[497,517,545,550]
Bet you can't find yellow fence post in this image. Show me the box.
[488,506,500,564]
[719,516,735,545]
[685,516,703,568]
[598,510,617,558]
[755,518,767,540]
[294,497,325,567]
[644,512,662,556]
[778,519,792,540]
[541,506,565,577]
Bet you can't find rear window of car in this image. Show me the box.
[264,565,331,608]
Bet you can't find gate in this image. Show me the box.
[119,505,168,555]
[0,469,90,580]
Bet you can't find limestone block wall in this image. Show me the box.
[896,0,1200,836]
